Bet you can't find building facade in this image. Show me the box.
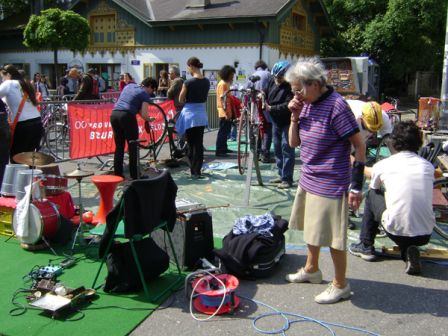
[0,0,332,90]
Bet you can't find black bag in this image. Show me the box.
[104,237,169,293]
[214,218,288,279]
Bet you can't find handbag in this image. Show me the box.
[9,92,28,148]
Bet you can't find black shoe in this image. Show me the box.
[215,152,228,157]
[349,242,376,261]
[348,219,356,230]
[405,245,421,275]
[225,149,234,153]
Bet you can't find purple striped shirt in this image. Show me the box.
[298,88,359,198]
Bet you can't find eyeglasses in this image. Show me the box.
[294,87,305,96]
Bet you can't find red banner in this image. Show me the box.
[68,100,176,160]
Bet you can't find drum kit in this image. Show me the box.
[1,151,93,252]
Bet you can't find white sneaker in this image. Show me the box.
[315,283,352,304]
[285,268,323,284]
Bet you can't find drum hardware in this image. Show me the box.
[13,151,55,167]
[64,164,94,252]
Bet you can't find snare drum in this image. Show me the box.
[15,169,43,202]
[13,200,60,244]
[42,175,68,195]
[1,164,28,197]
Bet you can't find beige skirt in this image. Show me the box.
[289,186,348,251]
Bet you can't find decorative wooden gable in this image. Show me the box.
[88,0,135,52]
[279,2,316,57]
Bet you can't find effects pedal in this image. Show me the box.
[59,258,76,269]
[38,265,63,279]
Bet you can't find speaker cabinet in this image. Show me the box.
[152,210,214,270]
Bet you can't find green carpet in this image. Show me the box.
[0,239,183,336]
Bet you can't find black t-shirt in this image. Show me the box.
[184,77,210,103]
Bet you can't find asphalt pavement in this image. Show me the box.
[57,113,448,336]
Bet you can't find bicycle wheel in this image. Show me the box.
[139,102,168,160]
[237,111,249,175]
[45,123,69,160]
[432,178,448,240]
[375,134,392,163]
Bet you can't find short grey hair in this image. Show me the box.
[285,56,327,87]
[169,65,180,76]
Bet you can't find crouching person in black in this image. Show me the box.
[349,121,435,275]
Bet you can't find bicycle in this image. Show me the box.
[138,100,187,162]
[222,76,265,186]
[38,100,70,160]
[431,178,448,240]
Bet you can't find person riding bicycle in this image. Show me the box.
[349,121,435,275]
[265,60,294,189]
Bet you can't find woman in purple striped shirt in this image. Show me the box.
[284,57,366,304]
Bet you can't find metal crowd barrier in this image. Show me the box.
[37,99,115,162]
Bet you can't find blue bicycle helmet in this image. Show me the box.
[271,60,290,77]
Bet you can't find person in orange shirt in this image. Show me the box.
[215,65,236,157]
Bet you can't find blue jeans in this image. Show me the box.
[272,122,295,183]
[216,118,232,154]
[260,122,272,159]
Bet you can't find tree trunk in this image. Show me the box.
[53,49,59,88]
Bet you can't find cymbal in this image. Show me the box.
[13,152,55,166]
[64,169,94,179]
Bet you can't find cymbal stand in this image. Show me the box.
[68,164,94,253]
[71,175,86,252]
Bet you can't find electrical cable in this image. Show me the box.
[186,272,380,336]
[189,270,228,322]
[239,295,381,336]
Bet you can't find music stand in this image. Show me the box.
[64,164,94,252]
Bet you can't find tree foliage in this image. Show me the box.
[0,0,67,17]
[23,8,89,85]
[23,8,89,51]
[321,0,447,93]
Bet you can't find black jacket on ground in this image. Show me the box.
[265,78,294,127]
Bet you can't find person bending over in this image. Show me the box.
[110,77,157,180]
[349,121,435,275]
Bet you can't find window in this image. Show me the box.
[292,13,306,31]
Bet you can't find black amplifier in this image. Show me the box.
[152,202,214,269]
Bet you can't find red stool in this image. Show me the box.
[91,175,124,225]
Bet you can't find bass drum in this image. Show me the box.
[13,200,60,244]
